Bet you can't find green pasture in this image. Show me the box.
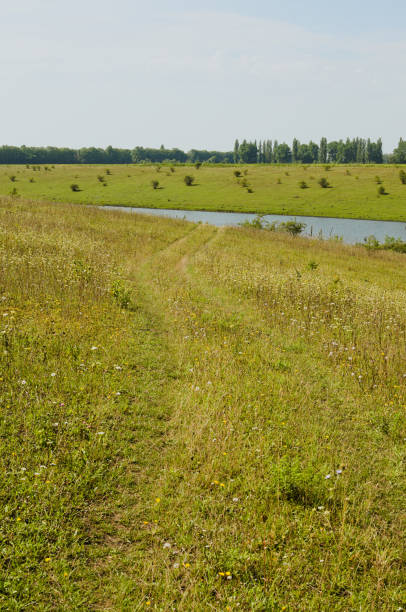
[1,163,406,220]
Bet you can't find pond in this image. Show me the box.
[101,206,406,245]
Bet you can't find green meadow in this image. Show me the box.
[1,163,406,220]
[1,196,405,610]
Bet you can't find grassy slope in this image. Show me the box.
[1,164,406,220]
[1,198,405,610]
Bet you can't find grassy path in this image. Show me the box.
[94,222,405,609]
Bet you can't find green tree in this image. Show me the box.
[393,138,406,163]
[239,141,258,164]
[292,138,299,163]
[318,138,327,163]
[233,139,240,163]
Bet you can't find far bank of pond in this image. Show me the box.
[101,206,406,245]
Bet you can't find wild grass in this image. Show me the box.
[0,197,405,610]
[1,163,406,220]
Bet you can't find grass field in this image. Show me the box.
[1,164,406,221]
[1,196,405,610]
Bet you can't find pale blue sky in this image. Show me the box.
[1,1,405,151]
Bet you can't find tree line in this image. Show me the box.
[0,139,405,165]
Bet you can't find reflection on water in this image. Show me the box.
[101,206,406,245]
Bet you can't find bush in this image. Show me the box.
[399,169,406,184]
[234,170,241,178]
[318,177,330,188]
[70,184,80,192]
[279,220,306,236]
[10,187,18,197]
[97,175,105,183]
[299,181,308,189]
[9,175,16,182]
[151,180,160,190]
[195,162,202,170]
[239,216,306,236]
[111,279,134,310]
[105,169,111,175]
[375,175,382,184]
[29,178,35,183]
[362,235,406,253]
[184,175,195,186]
[377,185,388,195]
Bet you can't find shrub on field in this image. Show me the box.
[9,175,16,182]
[70,183,80,192]
[195,162,202,170]
[375,175,382,184]
[318,177,331,188]
[10,187,18,197]
[377,185,388,195]
[184,175,195,186]
[400,169,406,184]
[151,180,160,190]
[234,170,241,178]
[299,181,308,189]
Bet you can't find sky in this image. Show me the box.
[1,0,405,152]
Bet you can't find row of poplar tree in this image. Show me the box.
[234,138,386,164]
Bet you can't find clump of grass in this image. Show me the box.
[184,175,195,186]
[299,181,308,189]
[377,185,388,195]
[70,183,80,192]
[151,179,160,190]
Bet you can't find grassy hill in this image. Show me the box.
[1,197,405,610]
[1,163,406,220]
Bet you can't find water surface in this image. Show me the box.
[102,206,406,245]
